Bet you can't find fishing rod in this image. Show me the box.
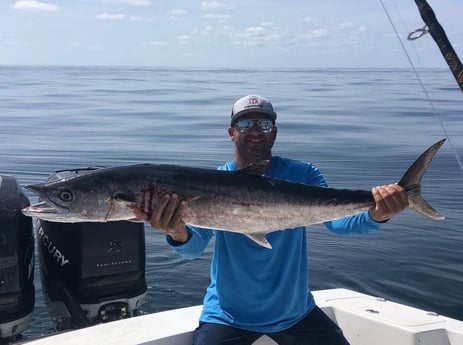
[380,0,463,172]
[409,0,463,92]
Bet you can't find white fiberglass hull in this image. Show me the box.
[21,289,463,345]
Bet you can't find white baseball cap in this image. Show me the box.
[230,94,277,125]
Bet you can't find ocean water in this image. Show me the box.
[0,66,462,340]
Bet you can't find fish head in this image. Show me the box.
[22,177,133,222]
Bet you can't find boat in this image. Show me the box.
[19,288,463,345]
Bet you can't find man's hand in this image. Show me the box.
[369,183,409,222]
[132,191,190,243]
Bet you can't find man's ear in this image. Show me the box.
[228,127,235,141]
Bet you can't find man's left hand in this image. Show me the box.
[369,183,409,222]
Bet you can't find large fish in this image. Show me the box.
[22,140,445,248]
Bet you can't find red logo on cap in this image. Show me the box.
[248,98,259,105]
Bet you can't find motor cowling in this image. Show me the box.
[0,175,35,341]
[36,168,147,331]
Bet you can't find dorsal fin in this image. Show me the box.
[238,160,270,176]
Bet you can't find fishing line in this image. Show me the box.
[388,0,425,69]
[379,0,463,173]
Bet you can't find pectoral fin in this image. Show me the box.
[244,233,272,249]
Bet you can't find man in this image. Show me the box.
[134,94,408,345]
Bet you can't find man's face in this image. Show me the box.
[228,113,277,164]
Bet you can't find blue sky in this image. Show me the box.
[1,0,461,68]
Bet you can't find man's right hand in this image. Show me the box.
[132,191,190,244]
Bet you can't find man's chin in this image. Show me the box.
[245,150,270,160]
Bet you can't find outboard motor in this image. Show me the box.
[0,175,35,342]
[36,168,147,331]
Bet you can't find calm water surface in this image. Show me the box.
[0,66,462,339]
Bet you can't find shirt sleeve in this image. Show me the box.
[324,211,384,234]
[166,225,213,260]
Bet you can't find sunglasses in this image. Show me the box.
[234,119,274,134]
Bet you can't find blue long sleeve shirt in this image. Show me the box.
[167,156,383,332]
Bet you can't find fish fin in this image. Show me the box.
[128,218,144,223]
[244,233,272,249]
[238,160,270,176]
[113,192,135,203]
[406,190,444,220]
[398,139,445,220]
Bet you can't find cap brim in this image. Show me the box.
[231,108,277,125]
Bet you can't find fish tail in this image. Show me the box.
[398,139,445,220]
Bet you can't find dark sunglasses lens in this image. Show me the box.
[236,119,273,133]
[257,120,273,133]
[236,119,254,132]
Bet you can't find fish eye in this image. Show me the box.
[59,190,73,202]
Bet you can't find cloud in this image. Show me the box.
[202,26,213,36]
[96,13,143,21]
[338,22,354,30]
[177,35,189,45]
[201,1,229,11]
[169,9,188,21]
[305,28,329,39]
[244,26,265,36]
[101,0,151,5]
[171,9,187,16]
[97,13,126,20]
[233,26,287,48]
[201,1,231,22]
[11,0,59,12]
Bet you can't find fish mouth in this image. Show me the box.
[23,183,69,217]
[22,201,68,217]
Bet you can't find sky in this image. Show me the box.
[1,0,461,68]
